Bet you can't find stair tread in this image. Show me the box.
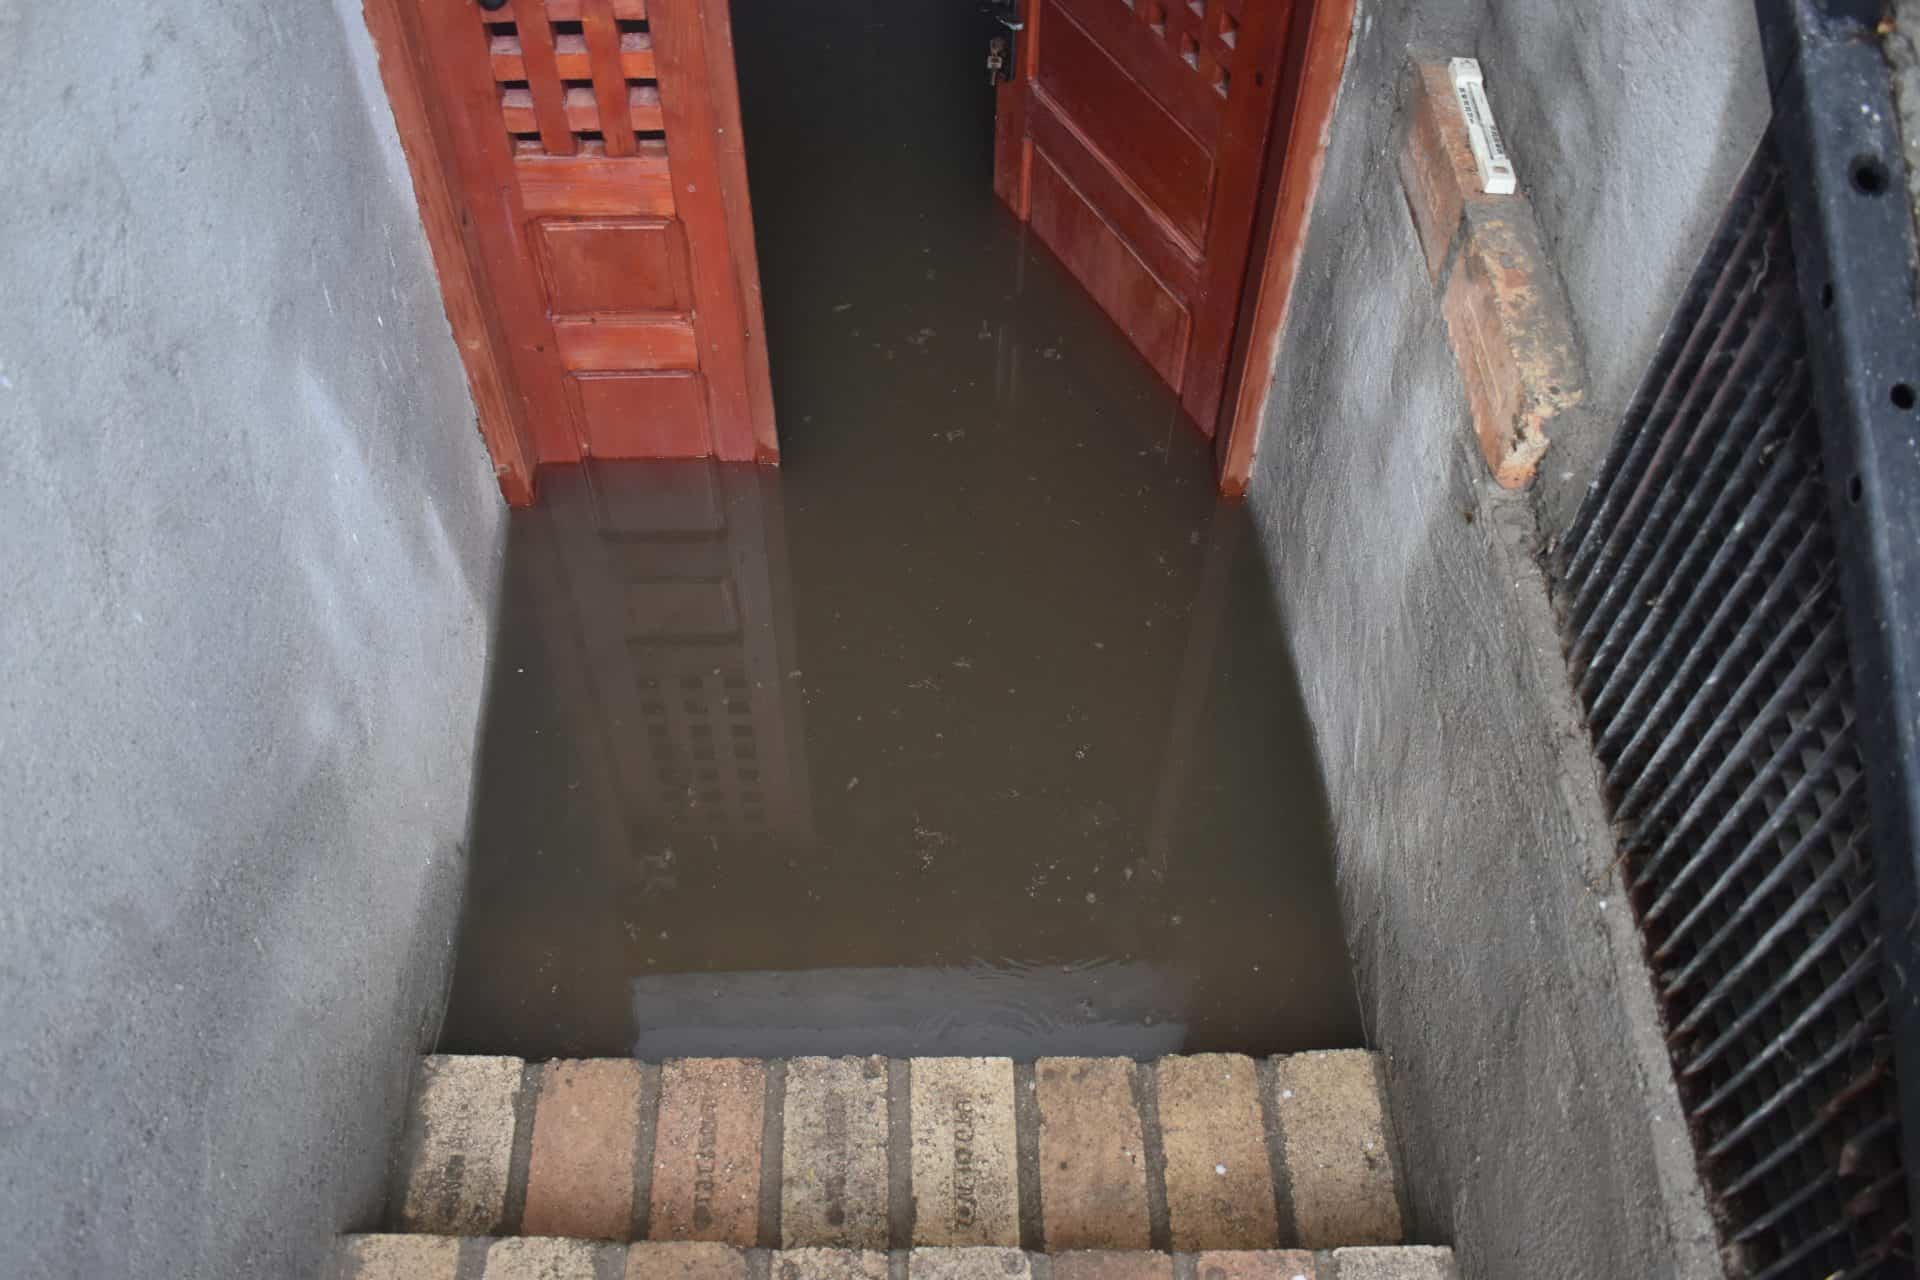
[342,1235,1460,1280]
[391,1053,1402,1254]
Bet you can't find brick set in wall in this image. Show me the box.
[348,1053,1446,1278]
[1399,59,1585,488]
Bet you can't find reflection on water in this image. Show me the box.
[542,464,812,846]
[436,0,1361,1061]
[440,456,1359,1061]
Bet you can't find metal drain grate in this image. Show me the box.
[1554,140,1910,1277]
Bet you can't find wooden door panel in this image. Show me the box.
[573,371,712,457]
[995,0,1302,440]
[1036,4,1214,247]
[553,316,701,370]
[515,148,675,217]
[369,0,774,494]
[1048,0,1225,146]
[537,219,694,315]
[1028,96,1203,297]
[1030,154,1192,388]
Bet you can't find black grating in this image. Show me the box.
[1554,140,1911,1277]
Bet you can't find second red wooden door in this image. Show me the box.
[993,0,1299,436]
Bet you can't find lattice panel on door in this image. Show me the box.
[1123,0,1245,96]
[482,0,664,156]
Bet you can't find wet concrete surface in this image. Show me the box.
[437,0,1361,1061]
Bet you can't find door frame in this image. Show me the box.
[1213,0,1356,496]
[365,0,540,505]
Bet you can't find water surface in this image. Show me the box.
[437,0,1361,1061]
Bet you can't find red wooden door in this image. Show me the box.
[993,0,1298,435]
[372,0,776,501]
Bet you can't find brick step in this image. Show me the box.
[341,1236,1457,1279]
[390,1054,1404,1255]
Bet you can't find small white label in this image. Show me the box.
[1448,57,1518,195]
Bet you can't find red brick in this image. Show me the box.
[625,1242,751,1279]
[1398,60,1494,281]
[1034,1058,1152,1250]
[1442,203,1584,488]
[1156,1056,1279,1252]
[1052,1251,1174,1280]
[770,1248,890,1279]
[652,1058,767,1247]
[524,1059,643,1240]
[1196,1251,1318,1280]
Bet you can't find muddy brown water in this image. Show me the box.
[436,0,1361,1061]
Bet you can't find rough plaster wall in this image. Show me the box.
[1890,0,1920,270]
[1244,1,1769,1275]
[1476,3,1770,536]
[0,3,503,1277]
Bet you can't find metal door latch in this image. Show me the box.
[981,1,1023,85]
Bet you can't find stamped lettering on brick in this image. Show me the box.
[822,1088,850,1227]
[911,1057,1018,1247]
[782,1057,890,1248]
[653,1058,766,1247]
[399,1055,521,1236]
[952,1094,979,1231]
[693,1089,722,1231]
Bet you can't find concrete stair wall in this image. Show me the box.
[361,1053,1437,1273]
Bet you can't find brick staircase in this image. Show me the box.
[340,1053,1455,1279]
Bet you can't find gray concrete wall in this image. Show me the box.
[1245,1,1769,1276]
[1890,0,1920,261]
[1476,4,1771,536]
[0,3,502,1277]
